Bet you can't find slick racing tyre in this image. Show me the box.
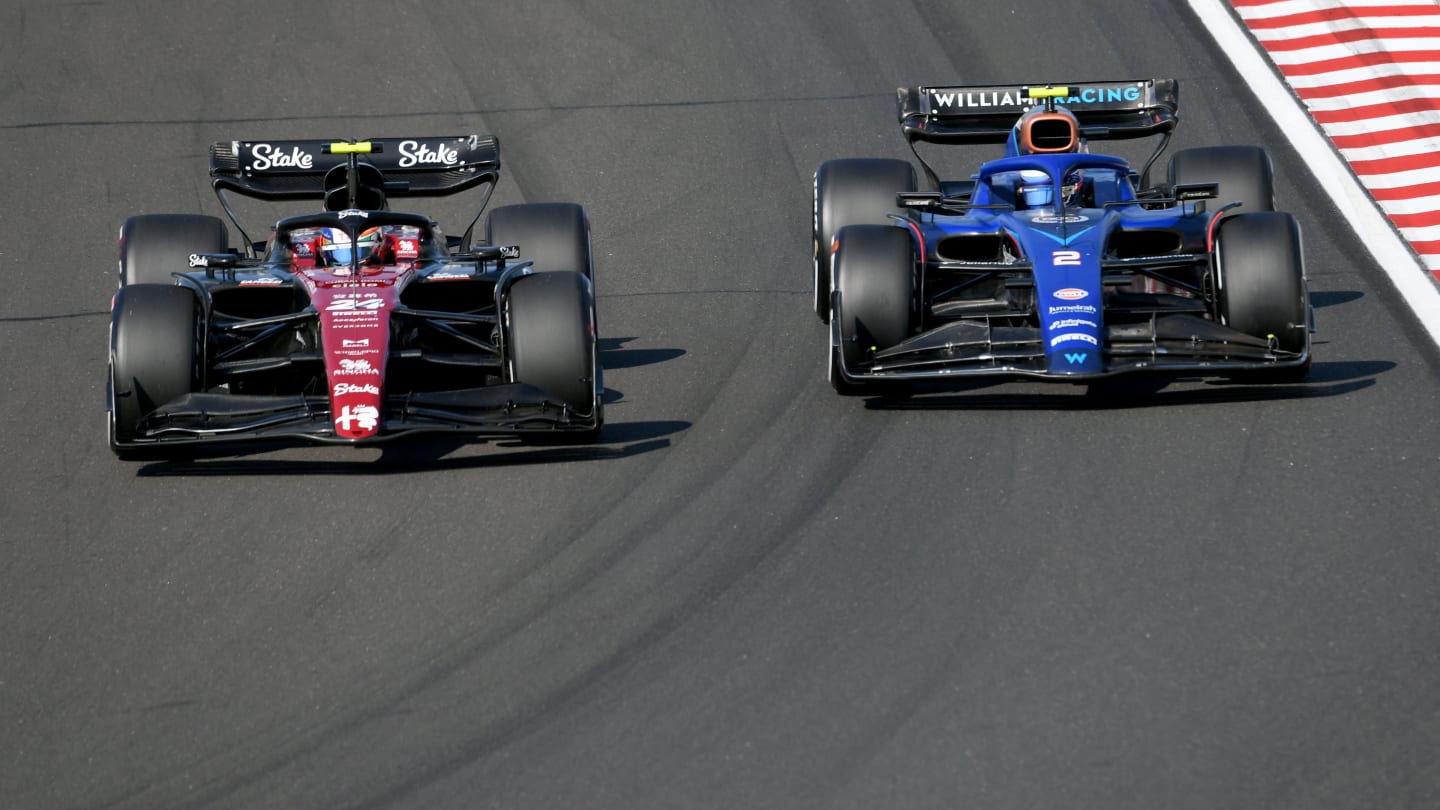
[119,214,229,287]
[1167,145,1274,218]
[506,270,602,441]
[486,202,594,281]
[829,224,915,395]
[813,158,916,322]
[1214,211,1310,382]
[109,284,201,456]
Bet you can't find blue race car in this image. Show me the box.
[813,79,1311,394]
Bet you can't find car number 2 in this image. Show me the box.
[1052,250,1081,267]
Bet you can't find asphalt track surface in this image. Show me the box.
[3,2,1439,808]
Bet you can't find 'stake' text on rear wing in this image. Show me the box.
[208,135,501,200]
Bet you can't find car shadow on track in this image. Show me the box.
[601,336,686,370]
[861,360,1392,411]
[1309,290,1363,309]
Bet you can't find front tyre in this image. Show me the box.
[110,284,201,456]
[830,224,916,395]
[506,271,602,441]
[1214,211,1310,381]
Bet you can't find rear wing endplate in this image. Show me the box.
[897,79,1178,145]
[209,135,501,200]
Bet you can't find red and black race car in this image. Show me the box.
[108,136,602,458]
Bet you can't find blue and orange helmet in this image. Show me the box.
[319,226,382,266]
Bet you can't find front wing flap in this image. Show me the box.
[834,314,1309,382]
[113,383,599,450]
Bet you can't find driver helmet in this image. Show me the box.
[319,226,382,266]
[1018,169,1085,208]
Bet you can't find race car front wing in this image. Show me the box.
[833,313,1309,382]
[113,383,600,450]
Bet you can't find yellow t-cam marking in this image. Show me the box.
[1027,86,1070,100]
[330,141,374,154]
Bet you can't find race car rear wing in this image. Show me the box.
[897,79,1178,145]
[895,79,1178,189]
[209,135,501,200]
[208,136,503,256]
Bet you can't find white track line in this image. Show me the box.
[1187,0,1440,350]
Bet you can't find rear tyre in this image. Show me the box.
[1214,211,1310,382]
[506,271,602,441]
[830,225,915,395]
[110,284,201,456]
[119,214,229,286]
[486,203,593,280]
[1167,145,1274,217]
[813,158,916,322]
